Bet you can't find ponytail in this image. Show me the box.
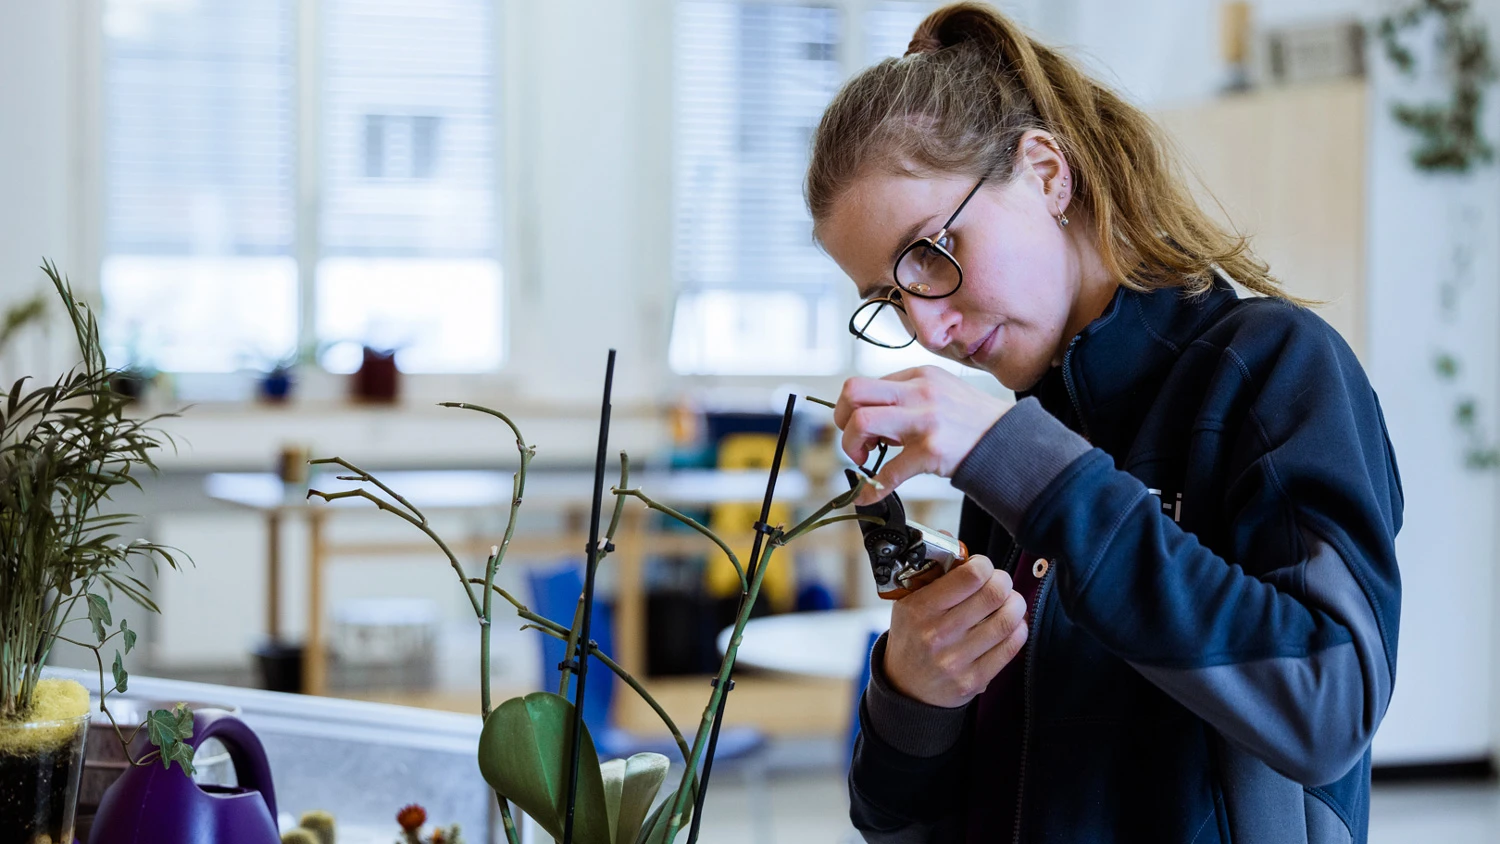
[808,2,1290,300]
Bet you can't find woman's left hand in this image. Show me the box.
[834,366,1013,505]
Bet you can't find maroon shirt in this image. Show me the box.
[967,551,1047,842]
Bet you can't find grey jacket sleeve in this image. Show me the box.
[849,634,972,841]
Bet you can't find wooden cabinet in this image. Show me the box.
[1155,80,1367,356]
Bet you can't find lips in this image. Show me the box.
[963,326,999,362]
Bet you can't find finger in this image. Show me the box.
[903,554,994,614]
[834,377,918,430]
[954,589,1027,664]
[858,447,935,505]
[839,405,921,467]
[970,619,1029,686]
[944,569,1015,632]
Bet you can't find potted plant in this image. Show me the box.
[308,373,872,843]
[0,261,196,843]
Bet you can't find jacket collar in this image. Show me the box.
[1026,273,1240,453]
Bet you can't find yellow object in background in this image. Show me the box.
[708,433,794,611]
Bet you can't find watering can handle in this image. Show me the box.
[193,710,278,821]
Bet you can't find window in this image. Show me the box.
[101,0,502,376]
[668,0,943,377]
[101,0,297,374]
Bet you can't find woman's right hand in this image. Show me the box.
[883,555,1030,709]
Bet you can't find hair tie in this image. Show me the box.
[905,35,942,56]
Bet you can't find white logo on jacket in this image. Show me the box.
[1147,489,1183,523]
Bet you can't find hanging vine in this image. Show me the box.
[1379,0,1500,468]
[1378,0,1496,172]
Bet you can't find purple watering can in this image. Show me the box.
[89,709,279,844]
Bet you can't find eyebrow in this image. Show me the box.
[856,213,940,300]
[889,214,939,267]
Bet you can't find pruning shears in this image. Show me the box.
[844,444,967,600]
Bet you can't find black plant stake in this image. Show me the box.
[686,393,797,843]
[562,349,616,844]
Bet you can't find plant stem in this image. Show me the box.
[614,488,746,591]
[664,541,781,841]
[436,403,536,844]
[522,622,692,763]
[305,479,483,619]
[661,478,867,841]
[560,454,631,698]
[498,798,520,844]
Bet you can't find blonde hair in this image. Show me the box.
[806,2,1290,300]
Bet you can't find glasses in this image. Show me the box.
[849,177,986,349]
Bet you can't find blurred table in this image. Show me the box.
[716,606,892,680]
[206,469,957,698]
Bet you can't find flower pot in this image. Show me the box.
[0,708,89,843]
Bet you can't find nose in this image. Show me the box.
[902,295,960,352]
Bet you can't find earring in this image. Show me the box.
[1057,213,1069,227]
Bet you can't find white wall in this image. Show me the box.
[0,0,90,385]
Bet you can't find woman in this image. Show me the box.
[810,4,1402,843]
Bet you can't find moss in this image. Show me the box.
[281,829,319,844]
[0,680,89,756]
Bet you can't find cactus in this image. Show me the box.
[299,810,336,844]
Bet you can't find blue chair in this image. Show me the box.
[527,562,769,765]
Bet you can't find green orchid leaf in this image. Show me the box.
[477,692,612,844]
[120,619,136,654]
[87,593,111,643]
[603,758,625,841]
[610,753,669,844]
[112,651,127,693]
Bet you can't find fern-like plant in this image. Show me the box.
[0,261,193,771]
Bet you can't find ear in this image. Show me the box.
[1016,129,1073,217]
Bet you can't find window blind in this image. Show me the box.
[669,1,846,375]
[669,0,944,376]
[101,0,297,373]
[317,0,503,373]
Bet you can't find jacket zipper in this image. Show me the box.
[1002,542,1023,575]
[1061,335,1090,441]
[1011,559,1053,844]
[1008,332,1081,842]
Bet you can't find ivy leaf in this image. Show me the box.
[87,593,111,643]
[146,705,196,776]
[120,619,137,654]
[112,650,128,693]
[1457,399,1478,425]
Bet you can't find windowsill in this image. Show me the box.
[140,398,670,472]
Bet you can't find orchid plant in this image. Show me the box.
[308,398,870,844]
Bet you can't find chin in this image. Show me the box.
[990,358,1051,393]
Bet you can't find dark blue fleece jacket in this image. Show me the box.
[849,276,1403,843]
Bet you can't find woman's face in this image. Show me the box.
[819,151,1085,392]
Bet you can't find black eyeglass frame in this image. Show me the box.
[848,176,988,349]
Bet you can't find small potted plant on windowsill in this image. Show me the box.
[0,262,196,844]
